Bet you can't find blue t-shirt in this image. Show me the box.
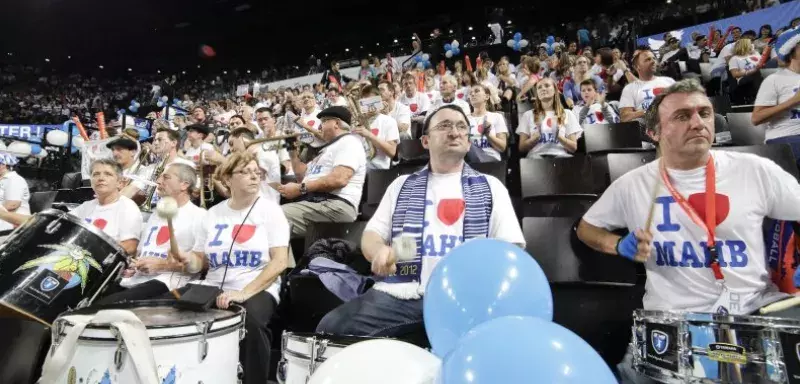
[578,29,591,44]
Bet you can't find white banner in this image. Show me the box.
[235,84,250,96]
[80,138,115,180]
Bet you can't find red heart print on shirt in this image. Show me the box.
[750,56,760,63]
[477,124,484,134]
[410,104,418,112]
[546,117,553,128]
[232,224,256,244]
[437,199,465,226]
[687,193,730,225]
[457,92,464,99]
[156,226,170,245]
[595,111,605,122]
[427,93,433,99]
[371,128,379,136]
[308,120,316,127]
[652,88,665,96]
[93,218,108,230]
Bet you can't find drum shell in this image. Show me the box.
[278,332,378,384]
[49,301,245,384]
[0,209,128,325]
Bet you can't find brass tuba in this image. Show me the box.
[345,94,378,160]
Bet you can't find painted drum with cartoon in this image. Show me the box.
[0,209,128,325]
[631,309,800,383]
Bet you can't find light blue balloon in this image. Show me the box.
[129,106,138,113]
[423,238,552,358]
[157,101,164,107]
[173,98,180,105]
[30,144,41,155]
[161,96,168,102]
[513,32,522,41]
[452,47,460,55]
[444,43,452,51]
[137,127,150,140]
[440,316,616,384]
[514,42,521,51]
[28,135,41,143]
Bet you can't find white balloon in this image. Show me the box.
[46,130,69,146]
[416,62,425,69]
[422,53,430,61]
[35,148,48,159]
[72,136,85,149]
[445,50,453,58]
[308,339,440,384]
[452,40,459,48]
[7,141,31,157]
[0,141,7,151]
[520,39,529,48]
[507,39,515,48]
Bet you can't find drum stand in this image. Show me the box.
[76,263,126,309]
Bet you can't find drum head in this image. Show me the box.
[287,332,381,348]
[63,300,243,329]
[35,209,126,256]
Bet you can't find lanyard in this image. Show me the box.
[659,155,723,281]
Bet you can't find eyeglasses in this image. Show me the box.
[429,120,469,134]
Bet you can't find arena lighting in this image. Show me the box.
[393,39,398,43]
[128,68,132,72]
[157,70,161,74]
[182,71,186,74]
[507,20,512,24]
[376,42,380,46]
[247,70,251,74]
[471,36,476,40]
[98,65,104,69]
[468,26,473,31]
[449,29,453,33]
[223,71,227,74]
[67,56,71,59]
[487,24,491,27]
[6,52,11,56]
[345,48,350,52]
[430,33,434,37]
[197,65,201,68]
[45,58,50,62]
[359,45,363,49]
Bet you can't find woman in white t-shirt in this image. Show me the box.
[516,77,583,158]
[173,151,290,384]
[468,85,508,161]
[728,38,763,105]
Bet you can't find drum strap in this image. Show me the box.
[659,155,723,281]
[40,310,160,384]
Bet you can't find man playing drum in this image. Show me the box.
[96,163,207,304]
[0,158,142,255]
[316,105,524,338]
[576,79,800,383]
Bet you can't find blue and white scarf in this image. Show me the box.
[384,163,492,284]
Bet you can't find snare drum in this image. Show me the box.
[46,301,245,384]
[0,209,128,325]
[277,332,379,384]
[631,309,800,383]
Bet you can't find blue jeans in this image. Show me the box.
[315,289,423,337]
[766,135,800,171]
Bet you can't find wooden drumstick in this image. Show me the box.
[644,177,661,231]
[156,197,181,261]
[759,296,800,315]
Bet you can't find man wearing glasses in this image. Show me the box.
[279,106,366,239]
[315,105,524,338]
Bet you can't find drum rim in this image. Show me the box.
[34,209,127,256]
[58,299,244,330]
[283,331,382,349]
[634,308,800,325]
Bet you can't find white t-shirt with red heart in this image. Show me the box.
[184,142,215,164]
[619,76,676,112]
[191,196,290,301]
[399,91,432,116]
[728,54,761,73]
[365,168,525,299]
[387,101,411,129]
[573,103,621,125]
[298,108,324,148]
[122,201,207,289]
[456,87,470,102]
[431,96,471,115]
[425,90,441,104]
[364,114,400,170]
[515,109,583,158]
[468,112,508,161]
[69,196,143,244]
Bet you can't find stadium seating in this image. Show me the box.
[583,122,649,154]
[727,112,766,145]
[519,156,598,217]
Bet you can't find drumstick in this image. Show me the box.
[759,296,800,314]
[644,177,661,231]
[95,112,107,139]
[166,217,180,260]
[70,115,91,141]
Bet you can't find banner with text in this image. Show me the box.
[0,124,60,140]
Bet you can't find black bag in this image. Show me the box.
[175,285,223,311]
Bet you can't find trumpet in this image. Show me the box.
[245,133,302,151]
[345,95,378,160]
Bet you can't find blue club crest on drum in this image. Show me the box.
[39,276,60,292]
[652,330,669,355]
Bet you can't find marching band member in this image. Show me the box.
[97,163,206,304]
[574,79,800,383]
[467,84,508,162]
[254,107,293,175]
[171,151,290,384]
[0,153,29,232]
[378,80,413,139]
[280,106,366,238]
[430,74,472,115]
[153,129,196,168]
[292,92,324,161]
[0,159,142,255]
[316,105,523,337]
[107,132,149,199]
[354,85,400,170]
[183,123,215,164]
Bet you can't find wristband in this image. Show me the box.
[616,232,639,261]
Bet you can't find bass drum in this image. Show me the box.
[0,209,128,325]
[278,332,381,384]
[43,300,245,384]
